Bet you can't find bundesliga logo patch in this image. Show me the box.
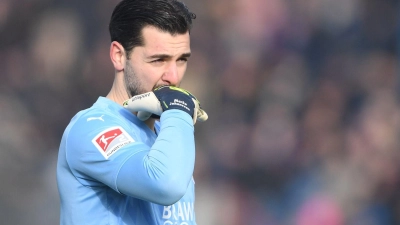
[92,126,134,159]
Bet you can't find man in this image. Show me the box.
[56,0,207,224]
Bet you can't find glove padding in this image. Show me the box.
[123,86,208,124]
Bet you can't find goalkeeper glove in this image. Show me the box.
[123,86,208,124]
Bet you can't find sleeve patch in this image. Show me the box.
[91,126,135,159]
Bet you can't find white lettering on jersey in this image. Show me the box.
[91,126,134,159]
[163,201,194,224]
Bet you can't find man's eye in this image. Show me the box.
[178,58,188,62]
[152,59,164,63]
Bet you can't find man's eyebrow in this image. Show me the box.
[148,52,191,59]
[180,53,191,58]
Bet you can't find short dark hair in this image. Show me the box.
[109,0,196,58]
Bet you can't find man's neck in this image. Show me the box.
[106,79,129,106]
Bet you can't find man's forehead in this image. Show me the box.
[141,26,190,49]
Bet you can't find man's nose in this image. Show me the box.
[161,63,179,85]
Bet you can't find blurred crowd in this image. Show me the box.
[1,0,399,224]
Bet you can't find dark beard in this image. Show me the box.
[124,61,145,97]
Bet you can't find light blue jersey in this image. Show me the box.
[57,97,197,225]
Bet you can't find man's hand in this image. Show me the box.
[123,86,208,124]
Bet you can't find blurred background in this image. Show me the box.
[1,0,400,224]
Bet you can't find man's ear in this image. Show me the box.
[110,41,126,71]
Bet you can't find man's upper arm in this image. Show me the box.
[65,113,146,192]
[65,110,195,204]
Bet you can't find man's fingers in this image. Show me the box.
[197,109,208,122]
[123,92,163,116]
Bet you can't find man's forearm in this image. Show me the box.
[115,110,195,205]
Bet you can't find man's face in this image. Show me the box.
[124,26,191,97]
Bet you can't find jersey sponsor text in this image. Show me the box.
[162,201,194,224]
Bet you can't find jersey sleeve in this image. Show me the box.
[65,109,195,206]
[116,110,195,205]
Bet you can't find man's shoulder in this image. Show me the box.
[75,108,115,125]
[70,98,124,127]
[61,102,141,161]
[62,97,145,148]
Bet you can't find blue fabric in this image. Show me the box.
[57,97,196,225]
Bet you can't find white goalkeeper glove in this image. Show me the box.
[123,86,208,124]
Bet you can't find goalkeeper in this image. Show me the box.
[56,0,207,224]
